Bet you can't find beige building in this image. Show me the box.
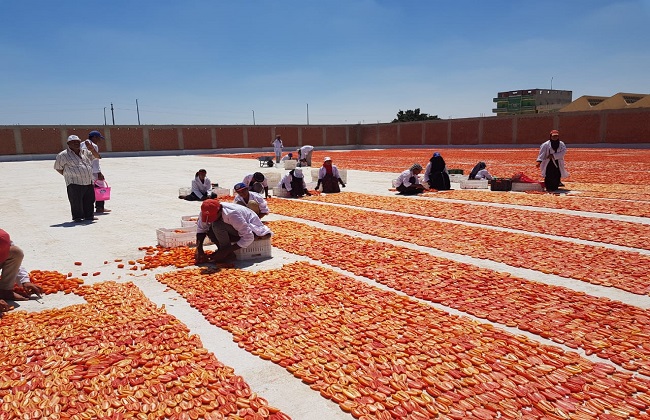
[560,92,649,112]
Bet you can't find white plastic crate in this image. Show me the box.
[213,187,231,197]
[181,215,199,227]
[460,179,489,189]
[179,187,191,197]
[234,237,272,260]
[274,187,292,198]
[511,182,544,192]
[284,160,297,170]
[448,174,466,183]
[263,172,282,186]
[157,227,198,248]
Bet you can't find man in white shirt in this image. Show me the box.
[297,145,314,166]
[1,229,43,312]
[195,199,272,263]
[54,135,101,222]
[233,183,269,218]
[81,130,111,213]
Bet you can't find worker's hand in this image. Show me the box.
[305,190,312,196]
[315,182,321,190]
[97,172,105,180]
[0,299,12,312]
[84,140,93,148]
[22,282,43,298]
[340,183,346,188]
[535,161,541,168]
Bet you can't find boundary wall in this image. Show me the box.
[1,108,648,158]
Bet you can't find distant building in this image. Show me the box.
[492,89,573,115]
[560,92,650,112]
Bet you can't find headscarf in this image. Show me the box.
[428,153,446,174]
[549,130,560,152]
[469,162,486,180]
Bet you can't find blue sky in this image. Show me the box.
[0,0,648,126]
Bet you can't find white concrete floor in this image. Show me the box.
[1,153,649,419]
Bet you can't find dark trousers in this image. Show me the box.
[67,184,95,220]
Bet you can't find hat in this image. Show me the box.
[0,229,11,263]
[410,163,423,171]
[88,130,104,139]
[67,135,81,142]
[550,130,560,136]
[433,152,441,157]
[293,168,304,178]
[324,156,332,162]
[234,182,248,192]
[200,199,222,223]
[253,172,265,182]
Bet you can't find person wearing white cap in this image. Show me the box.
[54,135,101,222]
[279,168,311,197]
[315,157,346,193]
[81,130,111,213]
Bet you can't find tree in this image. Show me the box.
[392,108,441,123]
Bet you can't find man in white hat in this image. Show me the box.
[54,135,101,222]
[279,167,311,197]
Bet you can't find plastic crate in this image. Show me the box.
[448,169,464,175]
[157,227,198,248]
[460,179,489,189]
[181,215,199,227]
[263,172,282,186]
[284,160,297,170]
[179,187,191,197]
[490,178,512,191]
[274,187,292,198]
[448,174,466,183]
[234,236,272,260]
[511,182,544,192]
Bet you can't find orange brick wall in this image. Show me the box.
[182,127,213,150]
[1,109,648,159]
[0,129,16,155]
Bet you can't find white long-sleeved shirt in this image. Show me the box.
[537,140,569,178]
[474,169,493,180]
[234,191,269,215]
[299,145,314,155]
[279,173,306,191]
[80,141,102,174]
[272,138,283,152]
[197,203,272,248]
[317,165,341,180]
[243,174,269,188]
[395,169,421,188]
[191,176,213,197]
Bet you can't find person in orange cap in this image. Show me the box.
[536,129,569,191]
[0,229,43,312]
[195,199,272,263]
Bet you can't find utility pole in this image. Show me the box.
[551,77,554,90]
[136,99,141,125]
[306,103,309,125]
[252,110,255,125]
[103,107,107,125]
[110,103,115,125]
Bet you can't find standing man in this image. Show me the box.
[297,144,314,166]
[54,135,101,222]
[81,130,111,213]
[271,134,283,164]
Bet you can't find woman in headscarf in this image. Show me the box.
[536,129,569,191]
[424,152,451,190]
[315,157,346,193]
[279,168,311,198]
[394,163,425,195]
[184,169,217,201]
[468,162,493,180]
